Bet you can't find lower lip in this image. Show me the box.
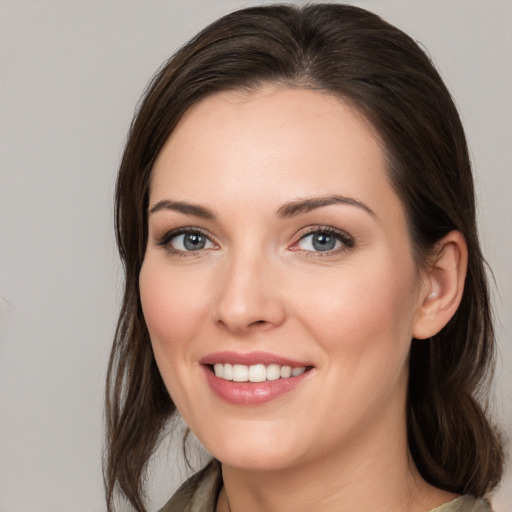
[202,366,311,405]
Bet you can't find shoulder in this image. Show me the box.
[430,495,493,512]
[158,459,222,512]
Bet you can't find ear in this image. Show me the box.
[413,231,468,340]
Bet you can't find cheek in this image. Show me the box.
[139,259,212,358]
[294,257,420,374]
[139,258,217,415]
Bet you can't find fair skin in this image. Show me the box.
[139,86,467,512]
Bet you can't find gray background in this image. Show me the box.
[1,1,511,511]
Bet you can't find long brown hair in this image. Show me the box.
[105,4,503,511]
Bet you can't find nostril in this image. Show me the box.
[249,320,267,327]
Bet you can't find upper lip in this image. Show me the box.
[199,351,312,367]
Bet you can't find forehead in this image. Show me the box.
[149,86,398,223]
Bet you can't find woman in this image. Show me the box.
[104,4,504,512]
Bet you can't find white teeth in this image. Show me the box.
[213,363,223,378]
[266,364,281,381]
[212,363,308,382]
[223,363,233,381]
[280,366,292,378]
[232,364,249,382]
[249,364,266,382]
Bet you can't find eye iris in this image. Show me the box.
[312,232,336,251]
[183,233,206,250]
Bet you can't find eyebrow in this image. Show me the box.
[148,194,376,220]
[149,199,215,219]
[276,195,376,219]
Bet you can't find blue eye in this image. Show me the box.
[296,229,354,253]
[158,230,215,253]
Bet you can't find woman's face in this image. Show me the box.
[139,86,428,471]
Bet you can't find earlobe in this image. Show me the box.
[412,231,468,340]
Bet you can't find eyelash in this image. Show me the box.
[156,227,216,257]
[291,226,355,256]
[156,226,355,257]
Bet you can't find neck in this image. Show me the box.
[216,409,456,512]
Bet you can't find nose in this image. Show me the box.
[213,250,286,335]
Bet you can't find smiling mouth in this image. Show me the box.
[210,363,312,383]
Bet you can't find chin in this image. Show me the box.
[212,445,298,472]
[197,421,304,472]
